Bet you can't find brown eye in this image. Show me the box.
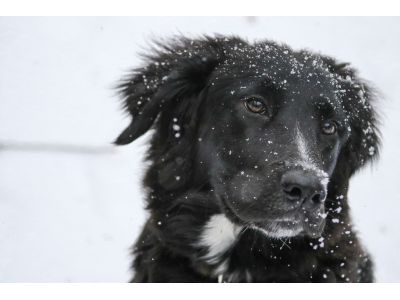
[244,97,267,114]
[322,121,337,135]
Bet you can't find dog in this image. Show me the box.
[115,35,380,282]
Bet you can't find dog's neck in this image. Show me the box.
[145,179,353,282]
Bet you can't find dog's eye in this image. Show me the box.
[321,121,337,135]
[244,97,267,114]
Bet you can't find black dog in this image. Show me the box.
[115,35,380,282]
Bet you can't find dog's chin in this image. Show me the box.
[252,217,325,239]
[219,195,326,239]
[252,220,304,238]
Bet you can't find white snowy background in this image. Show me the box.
[0,17,399,282]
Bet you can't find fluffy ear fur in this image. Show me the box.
[114,36,229,145]
[322,57,381,192]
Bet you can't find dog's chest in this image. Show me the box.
[197,214,241,264]
[195,214,322,282]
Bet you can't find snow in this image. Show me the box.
[1,17,400,282]
[172,124,180,131]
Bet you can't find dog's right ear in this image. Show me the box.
[114,36,227,145]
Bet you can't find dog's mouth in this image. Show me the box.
[219,195,326,238]
[251,220,303,238]
[252,214,326,238]
[219,195,250,226]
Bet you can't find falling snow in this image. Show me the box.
[0,17,397,283]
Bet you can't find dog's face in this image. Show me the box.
[197,61,351,238]
[116,36,379,240]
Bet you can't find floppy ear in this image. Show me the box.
[322,57,381,189]
[114,36,225,145]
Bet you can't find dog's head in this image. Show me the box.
[116,36,380,239]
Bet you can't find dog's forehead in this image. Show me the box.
[209,43,348,109]
[214,44,341,93]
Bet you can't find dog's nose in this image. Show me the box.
[281,170,326,204]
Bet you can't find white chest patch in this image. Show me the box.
[197,214,241,264]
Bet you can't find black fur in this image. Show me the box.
[115,35,380,282]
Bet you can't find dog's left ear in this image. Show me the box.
[114,36,225,145]
[322,57,381,181]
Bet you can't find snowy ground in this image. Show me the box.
[0,17,399,282]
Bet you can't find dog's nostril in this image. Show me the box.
[311,193,322,203]
[285,186,302,200]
